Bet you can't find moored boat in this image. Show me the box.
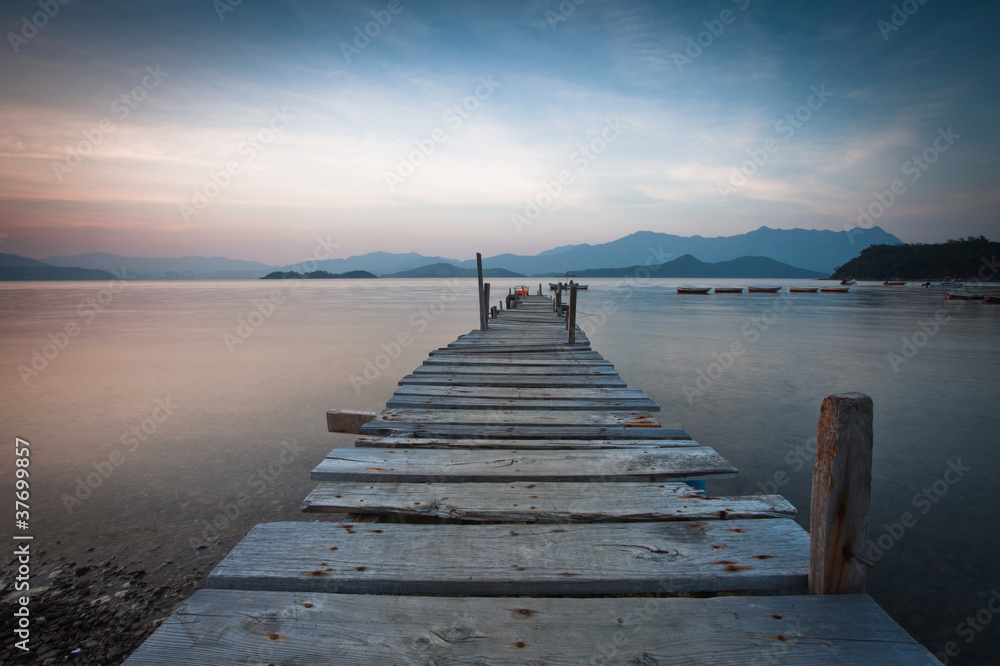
[883,280,906,286]
[714,287,744,294]
[677,287,711,294]
[984,294,1000,303]
[747,286,781,293]
[820,287,850,293]
[789,287,819,293]
[840,276,857,286]
[945,292,984,300]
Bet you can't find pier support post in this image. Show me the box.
[476,253,487,331]
[567,283,579,343]
[809,392,873,595]
[483,283,490,328]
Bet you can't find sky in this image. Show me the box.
[0,0,997,264]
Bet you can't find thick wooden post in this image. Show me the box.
[483,283,490,329]
[476,253,486,331]
[555,283,562,314]
[567,283,578,343]
[809,392,873,595]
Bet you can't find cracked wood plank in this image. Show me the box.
[301,480,796,522]
[206,519,808,596]
[310,447,737,482]
[124,591,941,665]
[352,437,700,449]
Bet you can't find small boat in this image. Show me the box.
[883,280,906,286]
[550,282,587,290]
[677,287,711,294]
[575,284,588,290]
[840,276,857,286]
[945,292,984,300]
[984,294,1000,304]
[820,287,850,293]
[549,283,558,290]
[789,287,819,293]
[714,287,744,294]
[747,286,781,293]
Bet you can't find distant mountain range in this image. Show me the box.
[41,252,273,279]
[574,254,826,279]
[275,226,901,276]
[382,263,525,278]
[1,226,903,280]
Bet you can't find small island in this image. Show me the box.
[831,236,997,281]
[261,270,377,279]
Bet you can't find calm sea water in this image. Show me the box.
[2,277,997,664]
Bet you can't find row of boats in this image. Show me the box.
[676,286,846,294]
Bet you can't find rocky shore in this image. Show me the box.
[1,550,212,665]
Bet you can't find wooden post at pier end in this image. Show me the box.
[476,253,486,331]
[483,283,490,328]
[567,283,579,344]
[809,392,873,595]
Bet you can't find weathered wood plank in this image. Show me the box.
[311,447,737,482]
[413,363,620,375]
[353,436,700,449]
[399,373,628,388]
[423,354,610,365]
[302,480,796,522]
[325,410,378,434]
[386,395,660,411]
[124,591,941,666]
[363,409,664,427]
[362,423,690,440]
[438,344,593,353]
[206,519,809,595]
[392,385,652,401]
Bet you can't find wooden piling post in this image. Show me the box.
[476,253,486,331]
[555,283,562,314]
[483,283,490,329]
[568,283,579,343]
[809,392,873,595]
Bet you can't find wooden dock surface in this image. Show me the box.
[125,293,938,664]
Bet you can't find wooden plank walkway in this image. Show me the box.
[126,292,938,664]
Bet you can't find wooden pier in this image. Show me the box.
[126,287,938,664]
